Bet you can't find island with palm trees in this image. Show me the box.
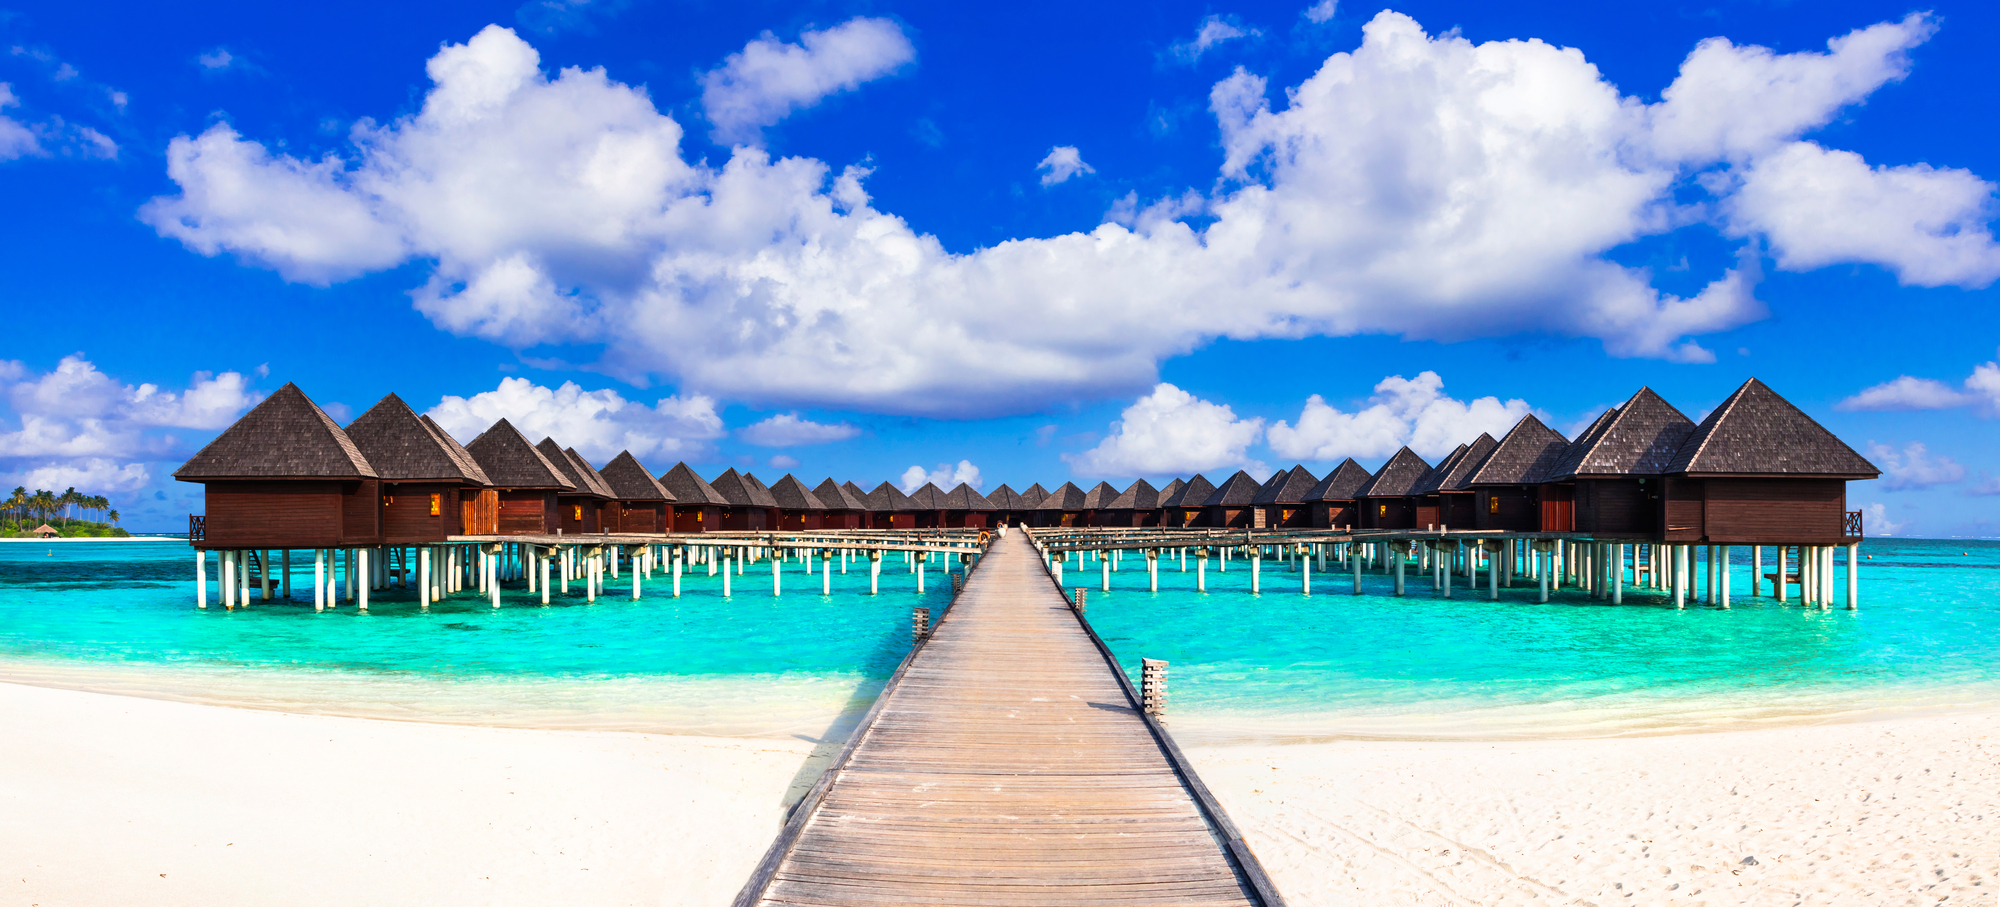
[1,486,128,538]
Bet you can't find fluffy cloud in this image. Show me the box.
[198,48,234,70]
[143,14,1989,417]
[424,377,723,463]
[1304,1,1337,24]
[1171,16,1257,63]
[899,460,980,492]
[1866,441,1966,491]
[700,17,915,145]
[1266,371,1534,462]
[0,355,259,460]
[1838,354,2000,416]
[0,356,262,519]
[1860,501,1903,535]
[1036,146,1093,186]
[0,82,117,161]
[738,412,860,446]
[1724,142,2000,287]
[1064,383,1264,478]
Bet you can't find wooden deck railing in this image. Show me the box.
[1845,510,1864,539]
[187,514,205,542]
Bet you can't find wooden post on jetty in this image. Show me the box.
[1196,547,1207,591]
[1249,547,1261,593]
[869,550,881,594]
[1298,545,1309,595]
[1148,548,1160,592]
[1141,659,1168,716]
[1394,542,1405,596]
[911,607,929,643]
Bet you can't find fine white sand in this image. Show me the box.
[1185,711,2000,906]
[0,682,817,907]
[6,680,1996,906]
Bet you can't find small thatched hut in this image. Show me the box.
[536,439,614,534]
[865,482,920,529]
[597,451,675,533]
[660,463,728,532]
[983,484,1036,527]
[1659,378,1878,544]
[813,478,869,529]
[1541,388,1693,534]
[1159,474,1215,527]
[769,474,826,530]
[345,393,493,543]
[1200,471,1261,529]
[1353,448,1431,530]
[1033,482,1090,528]
[1304,459,1372,529]
[1097,479,1163,528]
[710,469,777,530]
[173,383,382,547]
[943,483,996,528]
[1465,415,1570,532]
[1251,465,1319,529]
[463,419,574,535]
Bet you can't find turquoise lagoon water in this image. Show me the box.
[1,538,1997,742]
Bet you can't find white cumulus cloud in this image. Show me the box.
[1304,1,1337,24]
[899,459,980,492]
[1867,441,1966,491]
[738,412,860,446]
[1267,371,1534,462]
[0,82,117,161]
[1036,145,1094,186]
[424,377,723,463]
[1064,383,1264,478]
[141,14,1994,418]
[1171,16,1257,63]
[1838,353,2000,416]
[700,17,915,145]
[1859,501,1904,535]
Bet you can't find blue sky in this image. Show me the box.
[2,0,1997,536]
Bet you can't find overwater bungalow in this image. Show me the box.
[597,451,675,533]
[907,482,950,529]
[1541,388,1693,534]
[1354,448,1431,530]
[711,469,777,530]
[1019,483,1051,508]
[1409,444,1467,530]
[1079,481,1120,527]
[537,439,613,534]
[1304,459,1372,529]
[813,478,870,529]
[1033,482,1090,528]
[1659,378,1879,544]
[660,462,727,532]
[1440,434,1500,529]
[865,482,920,529]
[344,393,494,543]
[943,483,995,528]
[983,484,1036,527]
[1465,415,1570,532]
[464,419,575,535]
[174,382,383,548]
[1159,474,1215,528]
[1097,479,1162,528]
[769,474,826,530]
[1251,465,1319,529]
[1200,471,1261,529]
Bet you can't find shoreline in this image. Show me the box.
[5,654,1996,745]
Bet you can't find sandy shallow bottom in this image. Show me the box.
[5,681,1996,906]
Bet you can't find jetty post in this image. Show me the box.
[1847,543,1859,610]
[1196,547,1207,591]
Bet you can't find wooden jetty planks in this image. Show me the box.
[740,532,1276,907]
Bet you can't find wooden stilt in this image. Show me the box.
[196,550,208,609]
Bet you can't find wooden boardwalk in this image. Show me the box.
[736,532,1282,907]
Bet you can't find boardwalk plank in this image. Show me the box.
[740,532,1273,907]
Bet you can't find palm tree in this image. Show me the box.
[107,509,120,527]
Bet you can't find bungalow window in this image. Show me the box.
[1379,504,1387,516]
[429,493,440,516]
[1489,497,1500,513]
[574,505,583,521]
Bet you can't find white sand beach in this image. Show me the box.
[4,680,1995,906]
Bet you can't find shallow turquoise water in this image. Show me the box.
[1,538,1996,739]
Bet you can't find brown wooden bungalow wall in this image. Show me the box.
[821,510,863,530]
[1443,494,1477,529]
[382,482,462,543]
[1572,480,1653,534]
[557,499,603,534]
[497,490,558,535]
[1202,506,1250,529]
[1677,478,1848,544]
[674,506,721,533]
[1413,499,1439,528]
[202,480,376,548]
[1663,479,1704,540]
[776,509,822,531]
[948,512,993,529]
[610,502,668,533]
[722,507,770,531]
[1310,501,1355,529]
[1362,499,1415,530]
[1473,489,1538,532]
